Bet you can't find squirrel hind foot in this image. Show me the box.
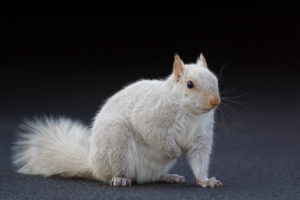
[109,177,132,187]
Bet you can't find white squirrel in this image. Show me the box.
[12,54,222,188]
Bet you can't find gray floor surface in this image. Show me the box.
[1,88,299,200]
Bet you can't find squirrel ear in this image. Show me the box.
[173,54,184,82]
[197,53,208,68]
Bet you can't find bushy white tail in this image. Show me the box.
[12,116,93,179]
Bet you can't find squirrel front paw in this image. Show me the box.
[196,177,222,188]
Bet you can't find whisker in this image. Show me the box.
[217,106,226,128]
[220,101,241,120]
[218,63,226,80]
[221,90,254,99]
[220,86,240,95]
[222,98,249,106]
[218,104,235,121]
[217,64,254,127]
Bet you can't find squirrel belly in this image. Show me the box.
[89,80,182,184]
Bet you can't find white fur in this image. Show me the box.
[12,117,93,178]
[12,54,221,187]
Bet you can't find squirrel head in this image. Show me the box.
[169,53,220,115]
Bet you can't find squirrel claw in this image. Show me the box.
[196,177,222,188]
[110,177,132,187]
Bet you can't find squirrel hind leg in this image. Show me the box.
[109,177,132,187]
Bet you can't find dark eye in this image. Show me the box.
[187,80,194,89]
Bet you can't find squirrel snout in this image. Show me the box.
[209,97,221,107]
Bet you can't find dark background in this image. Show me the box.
[1,8,300,200]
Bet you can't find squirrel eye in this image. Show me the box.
[187,81,194,89]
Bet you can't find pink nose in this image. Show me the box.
[210,97,221,107]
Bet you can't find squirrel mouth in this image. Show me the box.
[202,108,211,113]
[200,108,214,113]
[193,107,211,114]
